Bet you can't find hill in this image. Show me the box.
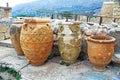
[12,0,104,17]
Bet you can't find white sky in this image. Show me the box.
[0,0,36,7]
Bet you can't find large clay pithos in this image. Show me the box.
[58,22,82,64]
[87,35,116,71]
[10,20,24,56]
[20,18,53,66]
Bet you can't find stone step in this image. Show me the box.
[0,56,28,72]
[0,46,28,80]
[0,46,15,60]
[0,39,13,48]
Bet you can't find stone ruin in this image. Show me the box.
[0,18,11,40]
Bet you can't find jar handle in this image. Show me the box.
[46,23,50,27]
[23,23,28,31]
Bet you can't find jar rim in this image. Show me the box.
[87,35,116,43]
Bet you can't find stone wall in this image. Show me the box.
[99,2,120,25]
[113,3,120,24]
[0,6,12,40]
[0,19,11,40]
[100,2,114,17]
[0,7,12,19]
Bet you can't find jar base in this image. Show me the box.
[29,60,45,66]
[93,66,106,72]
[63,60,77,64]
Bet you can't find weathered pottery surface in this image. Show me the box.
[10,19,24,56]
[87,35,116,71]
[20,18,53,66]
[58,22,82,63]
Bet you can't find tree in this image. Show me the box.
[17,14,28,17]
[61,11,73,22]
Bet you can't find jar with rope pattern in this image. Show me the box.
[20,18,53,66]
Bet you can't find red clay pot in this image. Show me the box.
[87,35,116,71]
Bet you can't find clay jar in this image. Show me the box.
[87,35,116,71]
[20,18,53,66]
[58,22,82,64]
[10,20,24,56]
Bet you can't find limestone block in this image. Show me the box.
[100,2,114,17]
[0,22,10,40]
[0,56,28,71]
[0,47,15,60]
[0,46,15,59]
[0,39,13,48]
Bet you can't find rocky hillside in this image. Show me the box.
[12,0,103,17]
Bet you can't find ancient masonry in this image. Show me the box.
[113,1,120,23]
[0,3,12,19]
[0,3,12,40]
[100,2,120,24]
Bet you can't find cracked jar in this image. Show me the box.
[58,22,82,64]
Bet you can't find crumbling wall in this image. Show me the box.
[0,19,11,40]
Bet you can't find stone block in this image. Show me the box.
[0,39,13,48]
[0,22,10,40]
[0,46,15,59]
[0,56,28,71]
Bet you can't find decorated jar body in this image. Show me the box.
[58,22,82,63]
[10,20,24,56]
[87,35,116,71]
[20,18,53,66]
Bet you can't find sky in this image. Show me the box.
[0,0,36,7]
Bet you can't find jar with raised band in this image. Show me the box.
[20,18,53,66]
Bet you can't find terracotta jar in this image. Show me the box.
[20,18,53,66]
[58,22,82,64]
[10,20,24,56]
[87,35,116,71]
